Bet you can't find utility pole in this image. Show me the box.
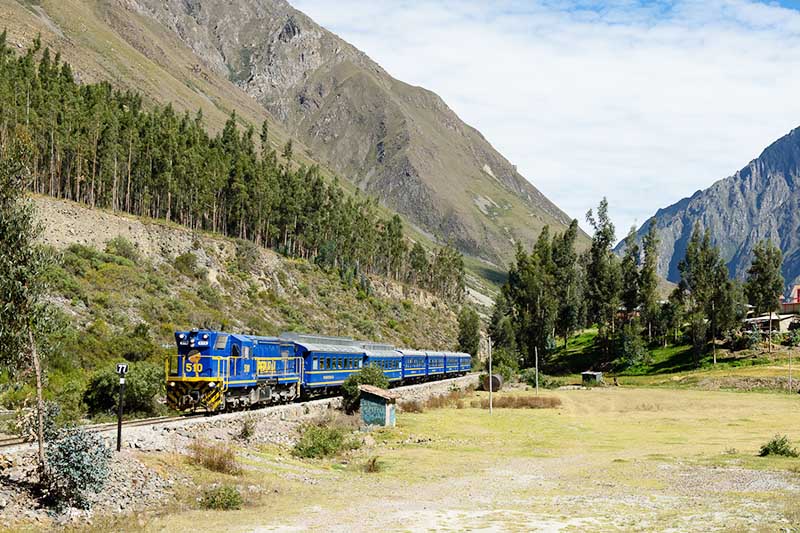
[488,338,493,416]
[712,301,717,365]
[116,363,128,452]
[535,346,539,395]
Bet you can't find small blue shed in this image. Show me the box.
[359,385,398,427]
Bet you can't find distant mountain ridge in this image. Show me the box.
[122,0,585,262]
[620,127,800,293]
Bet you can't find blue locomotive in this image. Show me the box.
[166,329,472,412]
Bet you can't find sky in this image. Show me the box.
[291,0,800,238]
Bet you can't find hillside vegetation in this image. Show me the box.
[0,195,459,419]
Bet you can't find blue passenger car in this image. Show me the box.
[285,333,365,390]
[362,343,403,382]
[444,352,461,374]
[426,351,445,376]
[400,349,427,380]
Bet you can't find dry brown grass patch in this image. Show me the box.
[470,395,561,409]
[188,440,242,475]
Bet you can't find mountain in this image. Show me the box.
[114,0,585,262]
[621,127,800,293]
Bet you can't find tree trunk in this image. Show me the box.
[29,326,46,473]
[769,317,773,353]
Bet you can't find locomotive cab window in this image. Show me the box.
[232,345,240,358]
[242,346,251,359]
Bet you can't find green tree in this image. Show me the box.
[745,239,784,352]
[676,223,729,364]
[0,137,52,470]
[457,306,480,357]
[553,220,581,348]
[620,225,640,320]
[585,198,622,356]
[639,221,660,343]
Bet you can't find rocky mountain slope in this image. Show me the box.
[620,127,800,292]
[118,0,584,262]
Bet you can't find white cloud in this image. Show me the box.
[291,0,800,239]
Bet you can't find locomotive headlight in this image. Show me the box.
[208,382,216,388]
[169,381,175,387]
[202,334,209,340]
[178,333,186,340]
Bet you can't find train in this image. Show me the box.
[165,329,472,412]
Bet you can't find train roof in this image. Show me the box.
[361,343,402,358]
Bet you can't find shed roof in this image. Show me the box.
[359,384,398,401]
[581,371,603,376]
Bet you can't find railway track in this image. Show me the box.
[0,374,477,451]
[0,414,204,451]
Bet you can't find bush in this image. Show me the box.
[83,361,164,416]
[114,324,159,363]
[292,424,360,459]
[363,456,382,473]
[521,369,563,390]
[745,328,763,350]
[485,347,519,383]
[174,252,205,279]
[238,416,256,441]
[104,236,140,264]
[784,330,800,348]
[234,239,259,274]
[201,485,243,510]
[759,435,799,457]
[189,440,242,475]
[12,400,61,441]
[341,365,389,413]
[46,426,112,509]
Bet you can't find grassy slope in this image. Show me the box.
[0,196,459,418]
[546,327,800,393]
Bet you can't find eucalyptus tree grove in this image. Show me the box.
[0,37,464,300]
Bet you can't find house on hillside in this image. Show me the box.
[780,285,800,314]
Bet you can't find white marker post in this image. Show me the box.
[488,338,493,416]
[116,363,129,452]
[535,345,539,395]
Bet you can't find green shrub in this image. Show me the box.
[759,435,799,457]
[174,252,205,279]
[114,323,158,363]
[784,330,800,348]
[521,369,563,390]
[745,328,763,350]
[484,347,519,383]
[45,426,112,509]
[341,365,389,413]
[292,424,360,459]
[189,440,242,475]
[104,237,140,264]
[201,485,243,510]
[83,361,164,416]
[12,400,61,441]
[234,239,259,274]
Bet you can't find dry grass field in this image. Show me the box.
[111,383,800,533]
